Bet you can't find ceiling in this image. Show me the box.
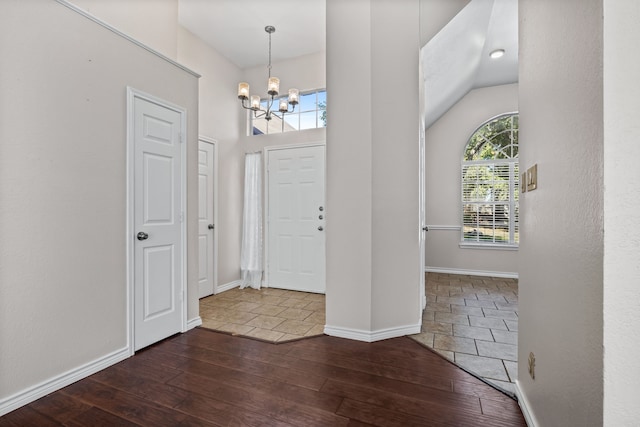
[178,0,518,128]
[423,0,519,127]
[178,0,326,69]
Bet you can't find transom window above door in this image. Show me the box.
[251,89,326,135]
[461,113,519,248]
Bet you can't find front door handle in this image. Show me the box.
[318,226,324,231]
[137,232,149,241]
[208,224,215,230]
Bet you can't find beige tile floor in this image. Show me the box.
[199,286,326,343]
[409,272,519,395]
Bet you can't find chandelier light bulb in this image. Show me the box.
[250,95,260,110]
[279,99,288,113]
[268,77,280,96]
[288,88,299,105]
[238,82,249,100]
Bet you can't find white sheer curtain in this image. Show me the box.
[240,152,263,289]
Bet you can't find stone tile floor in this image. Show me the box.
[409,272,519,395]
[199,286,325,343]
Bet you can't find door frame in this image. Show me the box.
[198,136,219,295]
[419,115,427,311]
[263,141,326,289]
[125,87,187,355]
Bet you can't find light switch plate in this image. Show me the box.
[526,164,538,191]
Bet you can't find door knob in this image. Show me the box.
[422,226,429,232]
[208,224,215,230]
[137,231,149,241]
[318,226,324,231]
[319,206,324,211]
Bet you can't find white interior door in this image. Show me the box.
[198,140,215,298]
[132,92,184,351]
[267,145,326,293]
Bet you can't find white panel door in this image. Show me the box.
[268,145,326,293]
[133,95,183,351]
[198,140,215,298]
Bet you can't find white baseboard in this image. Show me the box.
[324,323,421,343]
[515,381,538,427]
[215,279,242,294]
[0,346,130,417]
[186,316,202,330]
[425,266,518,279]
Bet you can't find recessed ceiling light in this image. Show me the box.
[490,49,505,59]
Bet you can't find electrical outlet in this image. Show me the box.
[528,352,536,380]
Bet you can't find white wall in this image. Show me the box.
[326,0,421,339]
[67,0,179,60]
[425,84,519,276]
[177,26,244,287]
[243,52,326,97]
[518,0,604,425]
[326,0,373,333]
[419,0,469,47]
[602,1,640,425]
[0,0,198,412]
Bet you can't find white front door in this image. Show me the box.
[198,140,215,298]
[131,91,184,351]
[267,145,326,293]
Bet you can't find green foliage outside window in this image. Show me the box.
[462,114,519,245]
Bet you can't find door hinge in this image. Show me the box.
[180,212,184,223]
[179,132,184,143]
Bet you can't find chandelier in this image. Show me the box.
[237,26,299,122]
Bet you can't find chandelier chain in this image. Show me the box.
[267,29,272,78]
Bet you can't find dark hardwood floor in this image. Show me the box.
[1,328,526,426]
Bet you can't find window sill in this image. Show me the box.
[459,242,519,251]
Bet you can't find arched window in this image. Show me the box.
[461,113,519,246]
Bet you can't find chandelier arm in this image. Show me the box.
[271,103,296,120]
[240,98,259,112]
[266,95,276,113]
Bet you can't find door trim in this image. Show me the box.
[263,141,326,289]
[198,135,219,295]
[126,87,187,355]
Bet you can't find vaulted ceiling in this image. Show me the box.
[423,0,518,128]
